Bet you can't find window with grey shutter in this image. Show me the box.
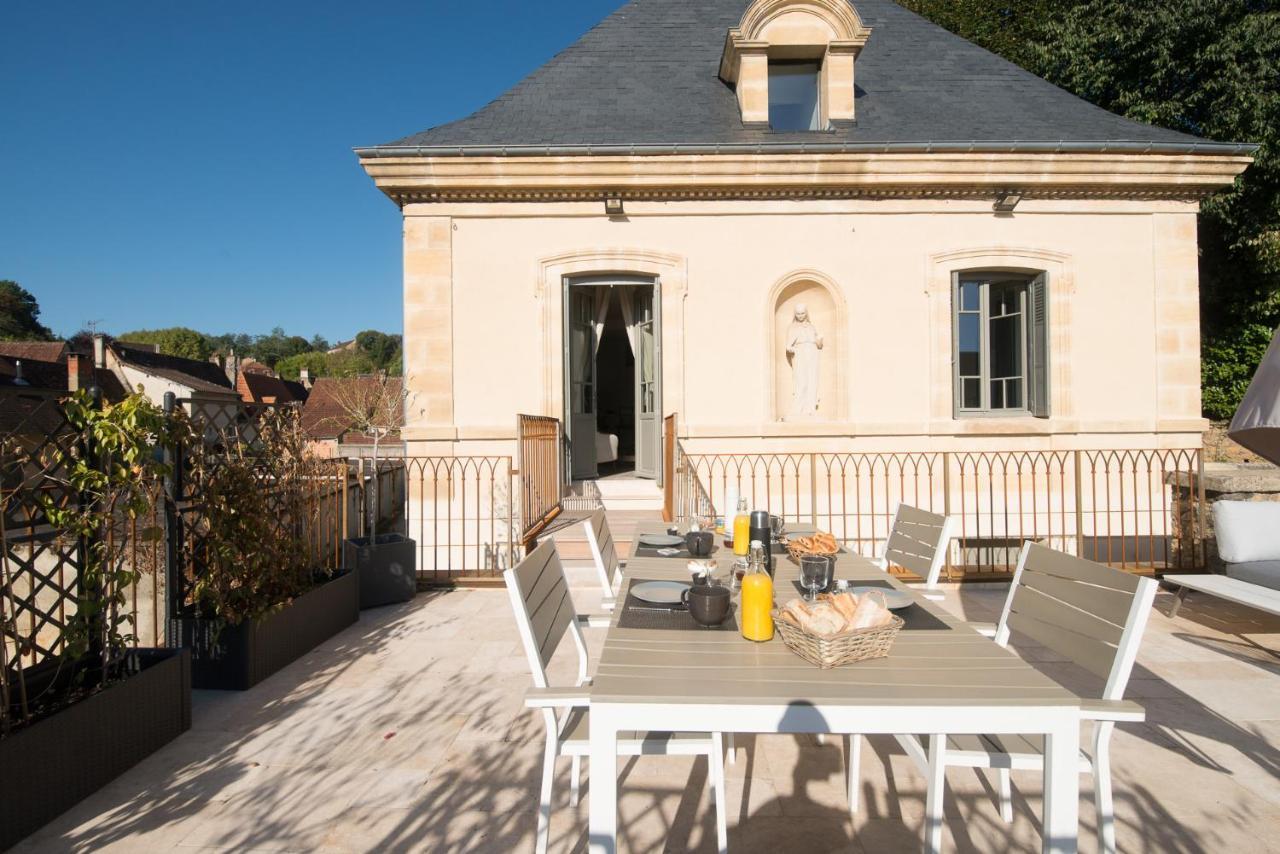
[953,271,1050,417]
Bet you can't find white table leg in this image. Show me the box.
[924,734,946,854]
[588,704,620,854]
[1042,719,1080,854]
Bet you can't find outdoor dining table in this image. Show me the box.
[586,525,1084,853]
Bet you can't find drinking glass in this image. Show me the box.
[800,555,827,602]
[769,514,785,543]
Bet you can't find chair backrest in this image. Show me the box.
[995,542,1158,701]
[882,503,955,588]
[584,509,621,594]
[504,539,588,689]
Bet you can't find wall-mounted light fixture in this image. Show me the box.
[604,196,625,217]
[993,191,1023,213]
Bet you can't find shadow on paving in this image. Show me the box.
[10,585,1279,853]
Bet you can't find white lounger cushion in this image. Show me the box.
[1224,560,1280,591]
[1213,500,1280,563]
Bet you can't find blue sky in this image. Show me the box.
[0,1,622,342]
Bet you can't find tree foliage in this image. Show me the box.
[355,329,401,371]
[116,327,212,361]
[0,280,55,341]
[900,0,1279,420]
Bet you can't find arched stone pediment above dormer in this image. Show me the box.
[720,0,871,128]
[737,0,868,46]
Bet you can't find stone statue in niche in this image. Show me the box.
[785,303,824,419]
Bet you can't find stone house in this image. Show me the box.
[356,0,1255,564]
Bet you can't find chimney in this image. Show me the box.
[299,367,312,389]
[92,334,107,370]
[67,354,93,392]
[225,348,238,388]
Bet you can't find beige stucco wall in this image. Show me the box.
[399,196,1204,457]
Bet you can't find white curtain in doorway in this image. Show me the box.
[618,286,637,357]
[592,287,611,356]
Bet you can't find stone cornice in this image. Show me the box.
[358,151,1253,207]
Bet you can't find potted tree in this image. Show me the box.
[170,405,358,690]
[1,391,191,850]
[330,373,416,609]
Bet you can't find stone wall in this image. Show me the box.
[1173,462,1280,572]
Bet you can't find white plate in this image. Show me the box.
[631,580,690,604]
[847,585,914,610]
[639,534,685,548]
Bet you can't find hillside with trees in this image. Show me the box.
[899,0,1279,420]
[112,326,402,377]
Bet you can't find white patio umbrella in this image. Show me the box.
[1228,325,1280,465]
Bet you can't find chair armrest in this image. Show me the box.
[969,622,999,638]
[1080,699,1145,723]
[577,613,613,629]
[525,686,591,709]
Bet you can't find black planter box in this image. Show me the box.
[0,648,192,851]
[345,534,418,609]
[171,569,359,691]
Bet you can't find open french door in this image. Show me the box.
[565,284,597,480]
[634,284,661,479]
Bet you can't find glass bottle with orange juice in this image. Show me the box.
[732,497,751,556]
[740,541,774,642]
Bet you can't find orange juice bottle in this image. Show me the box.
[740,541,774,642]
[732,497,751,556]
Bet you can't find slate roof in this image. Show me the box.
[363,0,1249,156]
[113,343,237,397]
[0,355,66,391]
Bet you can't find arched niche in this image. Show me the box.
[768,271,846,423]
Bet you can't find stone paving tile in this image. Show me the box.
[12,583,1280,853]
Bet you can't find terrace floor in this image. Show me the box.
[12,569,1280,853]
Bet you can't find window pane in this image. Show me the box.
[960,280,980,312]
[990,380,1004,410]
[989,314,1021,379]
[769,62,820,131]
[1005,379,1022,409]
[962,378,981,409]
[958,313,980,376]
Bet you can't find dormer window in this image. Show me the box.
[768,60,822,130]
[720,0,871,129]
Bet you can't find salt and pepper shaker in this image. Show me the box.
[749,510,773,577]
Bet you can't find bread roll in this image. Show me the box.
[830,592,859,623]
[779,599,809,627]
[800,601,847,637]
[849,591,893,630]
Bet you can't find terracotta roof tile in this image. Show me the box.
[0,341,68,364]
[301,376,403,441]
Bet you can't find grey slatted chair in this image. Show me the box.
[874,502,956,598]
[840,503,957,807]
[504,539,727,854]
[583,508,624,609]
[894,542,1157,854]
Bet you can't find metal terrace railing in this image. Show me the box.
[672,443,1207,580]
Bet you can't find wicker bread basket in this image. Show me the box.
[784,541,839,563]
[772,611,905,669]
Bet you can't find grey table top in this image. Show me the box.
[589,526,1080,709]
